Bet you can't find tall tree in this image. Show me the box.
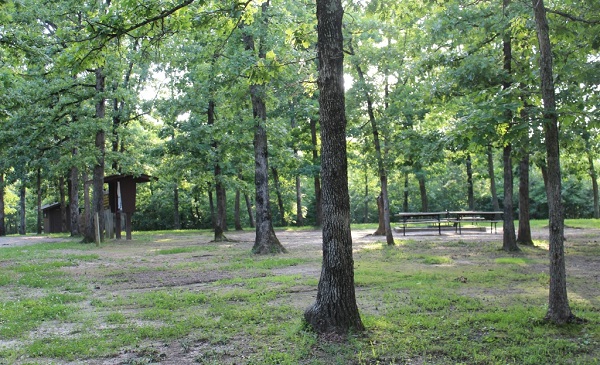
[242,1,286,254]
[304,0,364,335]
[532,0,575,324]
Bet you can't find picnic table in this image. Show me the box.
[396,211,503,235]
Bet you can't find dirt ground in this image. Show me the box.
[1,226,599,365]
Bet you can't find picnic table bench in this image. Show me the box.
[395,211,503,235]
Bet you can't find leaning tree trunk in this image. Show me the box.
[234,188,243,230]
[0,173,5,236]
[517,150,533,245]
[244,193,255,228]
[243,2,285,254]
[304,0,364,335]
[532,0,574,324]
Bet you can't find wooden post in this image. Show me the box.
[115,211,122,239]
[125,213,132,240]
[94,212,100,247]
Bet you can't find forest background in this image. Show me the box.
[0,0,599,235]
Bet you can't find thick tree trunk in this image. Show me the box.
[502,144,518,251]
[0,173,5,236]
[466,154,474,210]
[487,146,501,214]
[304,0,364,335]
[36,169,42,234]
[532,0,574,324]
[271,167,286,227]
[173,183,181,230]
[310,118,322,227]
[19,181,26,235]
[234,188,243,230]
[243,3,285,254]
[517,151,533,245]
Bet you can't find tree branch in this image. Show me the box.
[546,9,600,25]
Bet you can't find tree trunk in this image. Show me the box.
[502,144,518,251]
[0,173,5,236]
[295,175,303,227]
[69,149,80,237]
[487,146,501,214]
[243,2,285,254]
[501,0,519,251]
[83,68,106,243]
[363,170,369,223]
[304,0,364,335]
[208,187,215,229]
[209,99,227,241]
[466,154,474,210]
[59,175,67,233]
[353,59,393,244]
[517,151,533,245]
[36,169,42,234]
[417,172,428,212]
[82,171,91,239]
[234,188,243,230]
[587,150,599,219]
[532,0,574,324]
[373,192,385,235]
[403,172,409,212]
[271,167,287,227]
[310,118,322,227]
[19,181,26,235]
[173,183,181,230]
[244,193,255,228]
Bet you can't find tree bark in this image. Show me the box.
[295,175,303,227]
[403,172,409,212]
[517,150,533,245]
[502,144,518,251]
[0,173,5,236]
[466,154,474,210]
[532,0,574,324]
[82,171,91,238]
[373,193,385,235]
[310,118,322,227]
[304,0,364,335]
[487,146,501,214]
[243,1,285,254]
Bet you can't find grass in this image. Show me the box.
[0,225,598,365]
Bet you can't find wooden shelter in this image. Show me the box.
[104,174,152,240]
[42,203,70,234]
